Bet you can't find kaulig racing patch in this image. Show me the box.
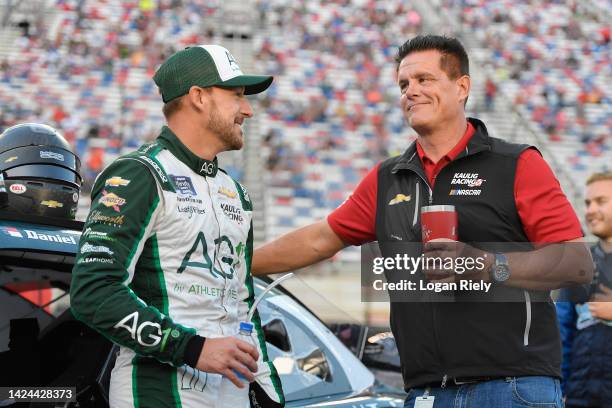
[449,172,486,196]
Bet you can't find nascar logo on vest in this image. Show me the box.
[449,172,486,196]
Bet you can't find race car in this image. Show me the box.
[0,209,405,407]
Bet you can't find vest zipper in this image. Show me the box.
[412,179,433,224]
[413,174,445,383]
[412,173,433,205]
[523,290,532,346]
[412,182,420,227]
[393,160,433,204]
[401,167,444,379]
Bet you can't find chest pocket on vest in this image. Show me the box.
[382,179,423,242]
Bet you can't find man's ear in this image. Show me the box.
[186,86,209,111]
[457,75,471,106]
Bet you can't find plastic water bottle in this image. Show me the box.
[216,275,293,407]
[215,322,254,408]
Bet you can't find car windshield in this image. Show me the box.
[253,280,375,403]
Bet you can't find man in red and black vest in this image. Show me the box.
[253,35,593,407]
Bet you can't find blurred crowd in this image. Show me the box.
[0,0,609,234]
[0,0,221,190]
[252,0,421,239]
[442,0,610,166]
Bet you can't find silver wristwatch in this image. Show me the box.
[490,253,510,283]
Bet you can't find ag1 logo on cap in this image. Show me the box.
[9,184,27,194]
[225,51,241,72]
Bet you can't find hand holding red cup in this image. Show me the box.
[421,205,491,283]
[421,205,458,283]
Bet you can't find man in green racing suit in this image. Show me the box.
[71,45,284,407]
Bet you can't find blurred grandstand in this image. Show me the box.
[0,0,610,265]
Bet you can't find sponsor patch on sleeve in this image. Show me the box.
[99,190,126,212]
[105,176,131,187]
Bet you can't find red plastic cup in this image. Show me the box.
[421,205,458,243]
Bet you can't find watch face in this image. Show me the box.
[494,264,511,282]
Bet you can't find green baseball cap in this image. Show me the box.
[153,45,273,103]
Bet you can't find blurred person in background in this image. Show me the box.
[252,35,592,407]
[70,45,284,407]
[484,76,497,111]
[557,172,612,408]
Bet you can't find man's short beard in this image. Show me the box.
[207,102,243,151]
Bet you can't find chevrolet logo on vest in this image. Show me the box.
[449,172,486,196]
[389,194,411,206]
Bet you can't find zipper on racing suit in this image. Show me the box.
[204,176,231,332]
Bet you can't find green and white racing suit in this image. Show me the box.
[71,126,284,407]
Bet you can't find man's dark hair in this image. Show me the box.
[395,35,470,79]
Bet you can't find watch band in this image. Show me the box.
[490,253,510,283]
[495,253,508,267]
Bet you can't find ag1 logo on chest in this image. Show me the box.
[449,172,486,196]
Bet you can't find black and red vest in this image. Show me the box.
[375,118,561,389]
